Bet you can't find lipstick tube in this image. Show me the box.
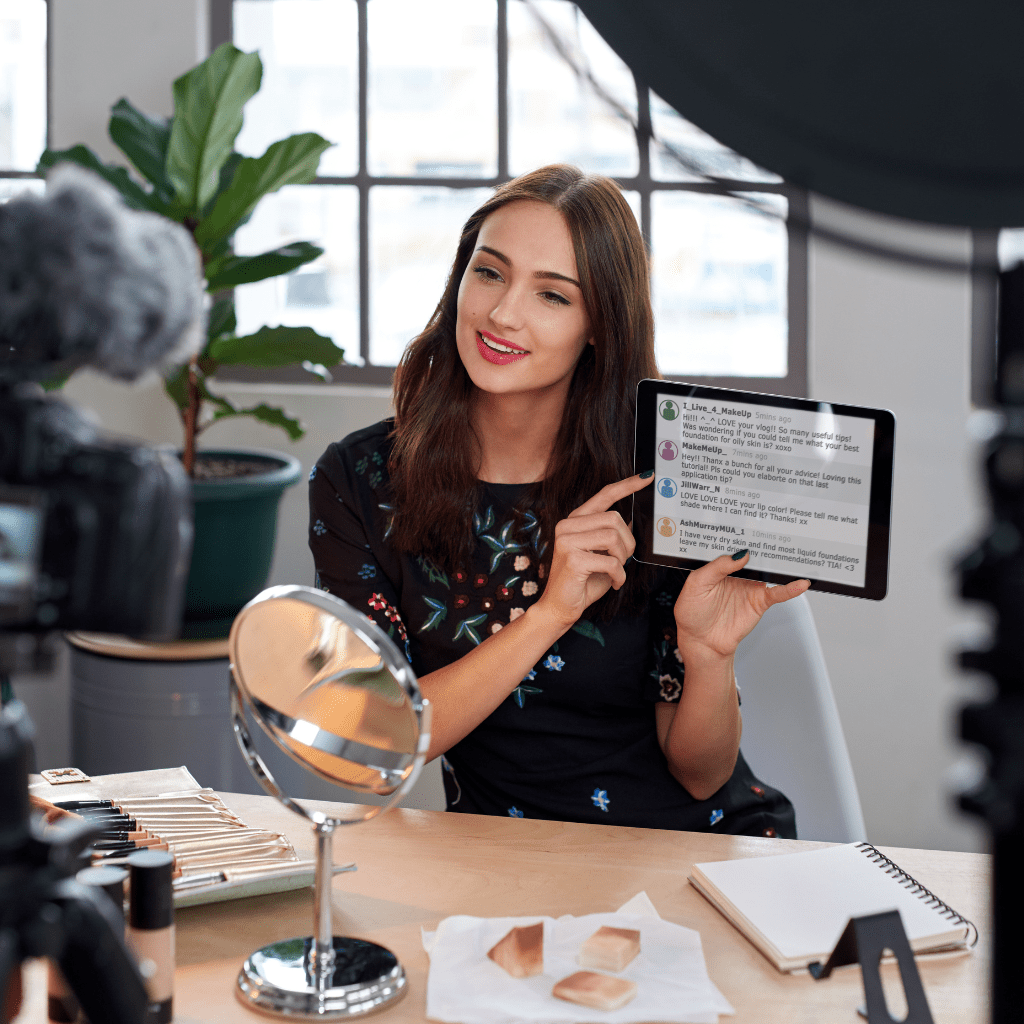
[127,851,174,1024]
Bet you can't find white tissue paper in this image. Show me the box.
[421,891,734,1024]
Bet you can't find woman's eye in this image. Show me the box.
[473,265,502,282]
[541,290,570,306]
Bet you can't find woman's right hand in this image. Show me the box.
[533,473,654,630]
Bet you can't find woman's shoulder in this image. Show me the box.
[320,418,396,469]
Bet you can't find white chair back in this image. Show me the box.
[735,593,867,842]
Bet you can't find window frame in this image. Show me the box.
[202,1,807,395]
[0,0,49,190]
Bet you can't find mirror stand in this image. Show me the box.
[236,819,407,1020]
[227,586,429,1020]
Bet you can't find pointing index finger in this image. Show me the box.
[570,472,655,518]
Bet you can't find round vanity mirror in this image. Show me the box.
[229,585,431,1019]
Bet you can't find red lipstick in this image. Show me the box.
[476,331,529,365]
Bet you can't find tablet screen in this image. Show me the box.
[633,381,895,600]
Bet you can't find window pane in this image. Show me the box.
[0,178,43,203]
[368,0,496,178]
[509,0,637,176]
[0,1,46,171]
[233,184,356,365]
[651,192,787,377]
[650,91,781,184]
[234,0,357,177]
[370,186,491,366]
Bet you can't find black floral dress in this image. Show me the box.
[309,421,796,837]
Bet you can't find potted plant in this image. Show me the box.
[40,42,343,638]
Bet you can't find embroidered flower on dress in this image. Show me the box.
[308,466,317,481]
[312,519,327,536]
[358,564,376,580]
[537,563,546,579]
[521,581,538,597]
[591,788,610,812]
[543,654,565,672]
[508,807,524,818]
[454,594,470,610]
[495,585,514,602]
[523,668,537,681]
[481,597,495,612]
[514,555,530,571]
[674,647,683,663]
[368,593,387,611]
[709,809,724,826]
[659,675,682,702]
[490,622,503,634]
[655,590,674,606]
[454,569,468,584]
[473,573,488,589]
[509,607,525,622]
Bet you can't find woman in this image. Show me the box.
[310,165,808,836]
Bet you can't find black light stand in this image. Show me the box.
[958,262,1024,1024]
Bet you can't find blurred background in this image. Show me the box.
[0,0,995,854]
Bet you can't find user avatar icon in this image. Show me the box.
[657,517,677,537]
[658,440,678,461]
[659,399,679,420]
[657,478,677,498]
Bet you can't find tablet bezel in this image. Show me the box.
[632,380,895,600]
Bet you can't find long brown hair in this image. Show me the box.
[389,165,659,617]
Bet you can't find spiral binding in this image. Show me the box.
[855,842,978,948]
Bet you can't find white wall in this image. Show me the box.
[18,0,991,850]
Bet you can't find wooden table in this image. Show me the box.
[14,795,990,1023]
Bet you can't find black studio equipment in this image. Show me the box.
[0,163,205,673]
[0,700,149,1024]
[0,165,204,1023]
[574,3,1024,1021]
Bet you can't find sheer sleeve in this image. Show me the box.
[643,569,686,704]
[307,427,410,659]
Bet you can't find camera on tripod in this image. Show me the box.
[1,163,206,1022]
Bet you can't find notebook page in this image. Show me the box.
[693,844,963,961]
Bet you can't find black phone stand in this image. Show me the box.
[808,910,934,1024]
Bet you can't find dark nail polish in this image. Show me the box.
[731,548,749,561]
[639,469,654,479]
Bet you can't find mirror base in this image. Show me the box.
[236,936,407,1020]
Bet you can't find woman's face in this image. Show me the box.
[455,200,592,402]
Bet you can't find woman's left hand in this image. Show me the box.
[673,551,810,663]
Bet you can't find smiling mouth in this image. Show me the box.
[479,331,528,355]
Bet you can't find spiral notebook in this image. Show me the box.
[689,842,977,973]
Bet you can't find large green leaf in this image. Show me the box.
[164,365,190,412]
[207,325,343,368]
[194,133,331,248]
[211,402,304,440]
[205,242,324,292]
[108,98,173,201]
[206,297,237,341]
[166,43,262,215]
[37,146,163,212]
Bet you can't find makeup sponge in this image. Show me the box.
[552,971,637,1010]
[486,922,544,978]
[578,926,641,972]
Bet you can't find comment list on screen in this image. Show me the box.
[652,395,875,587]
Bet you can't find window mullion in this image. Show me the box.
[358,0,371,367]
[497,0,509,181]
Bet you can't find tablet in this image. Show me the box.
[632,380,895,600]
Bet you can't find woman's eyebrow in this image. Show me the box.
[476,245,581,289]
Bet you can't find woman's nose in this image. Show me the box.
[489,286,525,331]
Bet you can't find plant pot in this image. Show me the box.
[182,449,302,639]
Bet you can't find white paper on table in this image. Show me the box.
[421,893,734,1024]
